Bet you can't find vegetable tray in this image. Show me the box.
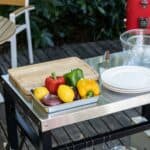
[31,92,99,113]
[8,57,99,97]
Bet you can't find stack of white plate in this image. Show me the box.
[101,66,150,93]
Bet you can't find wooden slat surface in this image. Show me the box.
[77,121,97,138]
[0,16,16,45]
[0,40,141,150]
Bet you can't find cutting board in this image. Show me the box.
[8,57,99,96]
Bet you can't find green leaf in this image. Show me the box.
[97,6,106,15]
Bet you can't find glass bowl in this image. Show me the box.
[111,145,136,150]
[120,29,150,66]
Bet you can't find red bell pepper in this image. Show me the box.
[45,72,65,95]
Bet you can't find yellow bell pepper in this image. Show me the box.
[77,79,100,98]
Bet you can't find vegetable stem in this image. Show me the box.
[51,72,57,79]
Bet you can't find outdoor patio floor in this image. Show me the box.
[0,40,142,150]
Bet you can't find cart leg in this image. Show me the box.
[3,85,18,150]
[142,104,150,121]
[39,130,52,150]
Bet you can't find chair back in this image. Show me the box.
[0,0,29,6]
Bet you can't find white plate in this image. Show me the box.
[101,66,150,93]
[102,82,150,93]
[103,79,150,92]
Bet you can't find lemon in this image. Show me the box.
[57,85,74,103]
[33,87,49,100]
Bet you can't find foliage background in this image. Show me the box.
[0,0,126,48]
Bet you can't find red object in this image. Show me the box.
[45,73,65,95]
[126,0,150,30]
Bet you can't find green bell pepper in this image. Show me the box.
[64,68,84,87]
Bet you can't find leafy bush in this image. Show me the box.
[0,0,126,48]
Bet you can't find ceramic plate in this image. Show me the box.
[101,66,150,93]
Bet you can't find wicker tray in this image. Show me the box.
[8,57,99,96]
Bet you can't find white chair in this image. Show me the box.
[0,0,34,68]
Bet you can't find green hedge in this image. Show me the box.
[0,0,126,48]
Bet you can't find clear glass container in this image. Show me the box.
[111,146,136,150]
[120,29,150,66]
